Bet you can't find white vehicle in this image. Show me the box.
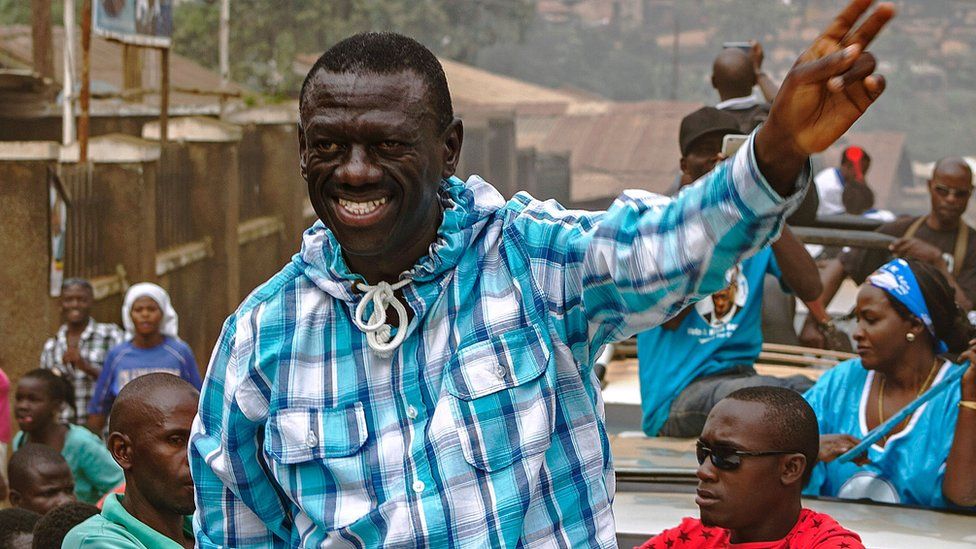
[610,435,976,548]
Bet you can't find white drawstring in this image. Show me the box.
[353,278,412,357]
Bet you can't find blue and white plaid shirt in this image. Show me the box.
[190,135,807,548]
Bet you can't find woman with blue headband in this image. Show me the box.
[802,258,976,508]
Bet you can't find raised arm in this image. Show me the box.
[754,0,894,194]
[750,41,780,103]
[518,136,809,366]
[771,226,822,301]
[191,314,291,548]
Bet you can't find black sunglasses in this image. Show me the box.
[696,440,794,471]
[933,183,972,199]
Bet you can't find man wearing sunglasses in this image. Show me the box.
[802,157,976,348]
[638,387,863,548]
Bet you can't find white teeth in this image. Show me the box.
[338,197,387,215]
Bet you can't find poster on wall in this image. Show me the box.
[94,0,174,48]
[49,174,68,297]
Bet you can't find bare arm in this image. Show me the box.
[944,351,976,507]
[771,226,822,301]
[818,258,848,308]
[756,73,780,104]
[750,42,780,103]
[799,259,848,348]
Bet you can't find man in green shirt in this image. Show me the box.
[63,374,198,549]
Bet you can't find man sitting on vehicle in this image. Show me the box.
[636,107,822,438]
[802,157,976,347]
[638,386,863,549]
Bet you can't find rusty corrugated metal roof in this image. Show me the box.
[528,100,702,202]
[0,25,245,108]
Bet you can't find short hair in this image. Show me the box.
[932,156,973,184]
[19,368,75,415]
[31,502,99,549]
[0,508,40,549]
[299,32,454,132]
[8,443,71,492]
[61,278,93,294]
[725,386,820,484]
[109,372,200,435]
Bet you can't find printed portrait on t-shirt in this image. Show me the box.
[696,265,748,328]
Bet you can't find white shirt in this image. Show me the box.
[815,167,846,217]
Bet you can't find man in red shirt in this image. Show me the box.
[638,386,862,548]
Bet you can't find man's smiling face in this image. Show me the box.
[299,70,458,262]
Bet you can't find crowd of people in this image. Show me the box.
[0,281,201,547]
[1,1,974,547]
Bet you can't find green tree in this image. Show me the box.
[171,0,535,95]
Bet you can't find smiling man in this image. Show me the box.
[638,387,863,548]
[40,278,124,425]
[190,2,894,546]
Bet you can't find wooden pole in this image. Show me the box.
[160,47,169,144]
[219,0,230,116]
[62,0,76,146]
[219,0,230,87]
[670,6,680,100]
[122,45,143,102]
[79,0,92,162]
[31,0,54,80]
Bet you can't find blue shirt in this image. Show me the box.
[636,247,782,435]
[88,336,202,416]
[803,358,967,509]
[190,135,809,548]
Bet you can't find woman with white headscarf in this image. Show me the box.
[86,283,202,433]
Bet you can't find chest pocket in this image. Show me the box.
[443,325,556,472]
[266,402,368,464]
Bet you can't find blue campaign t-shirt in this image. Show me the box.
[88,336,203,415]
[803,358,969,509]
[636,247,782,435]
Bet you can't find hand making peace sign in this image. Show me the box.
[755,0,896,192]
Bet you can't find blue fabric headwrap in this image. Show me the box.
[867,258,948,353]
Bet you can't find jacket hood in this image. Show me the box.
[297,175,505,301]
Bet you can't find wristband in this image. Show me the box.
[960,401,976,411]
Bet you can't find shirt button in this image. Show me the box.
[305,430,318,448]
[406,405,418,419]
[412,480,425,493]
[494,364,507,380]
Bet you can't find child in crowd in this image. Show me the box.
[30,501,100,549]
[13,369,123,504]
[86,283,202,433]
[7,443,75,514]
[0,508,40,549]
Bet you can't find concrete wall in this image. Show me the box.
[0,107,570,385]
[0,143,61,383]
